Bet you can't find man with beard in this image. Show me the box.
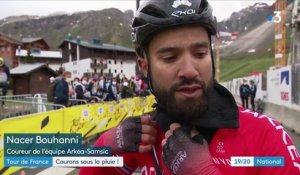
[80,0,300,174]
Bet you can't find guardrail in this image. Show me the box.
[0,94,104,119]
[0,98,65,119]
[0,94,64,119]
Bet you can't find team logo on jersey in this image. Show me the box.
[172,0,192,8]
[216,142,225,154]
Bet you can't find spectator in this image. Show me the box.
[0,57,10,101]
[98,76,107,99]
[134,75,142,95]
[47,76,57,103]
[120,74,127,84]
[250,79,257,111]
[54,71,72,108]
[86,78,94,96]
[116,74,123,95]
[139,83,150,97]
[120,78,134,99]
[239,79,250,108]
[91,77,99,96]
[81,76,90,97]
[72,77,80,87]
[129,76,136,95]
[74,79,85,100]
[105,78,118,101]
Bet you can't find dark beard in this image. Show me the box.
[154,78,213,124]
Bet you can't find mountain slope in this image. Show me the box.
[220,21,275,57]
[0,8,134,49]
[219,2,293,58]
[0,1,293,54]
[218,2,274,35]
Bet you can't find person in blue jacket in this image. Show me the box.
[54,71,72,108]
[105,78,118,101]
[239,79,250,108]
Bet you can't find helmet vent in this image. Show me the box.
[132,18,145,27]
[140,4,167,18]
[199,0,208,13]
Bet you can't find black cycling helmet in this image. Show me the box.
[131,0,217,57]
[132,0,217,96]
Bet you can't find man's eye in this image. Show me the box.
[195,52,207,58]
[162,56,177,62]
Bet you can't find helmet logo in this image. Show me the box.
[172,9,195,17]
[172,0,192,8]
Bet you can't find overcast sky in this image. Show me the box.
[0,0,275,22]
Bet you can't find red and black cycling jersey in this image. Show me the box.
[80,107,300,175]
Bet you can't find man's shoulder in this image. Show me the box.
[237,107,280,131]
[57,79,67,84]
[55,79,67,87]
[215,108,279,143]
[55,79,63,84]
[215,107,291,153]
[235,108,300,173]
[231,107,287,150]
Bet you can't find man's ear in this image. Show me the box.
[137,57,148,77]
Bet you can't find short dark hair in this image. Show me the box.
[63,71,71,77]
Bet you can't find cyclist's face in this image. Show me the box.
[139,25,213,121]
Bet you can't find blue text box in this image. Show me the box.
[5,157,53,167]
[254,157,284,167]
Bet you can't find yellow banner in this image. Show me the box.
[0,96,156,174]
[0,109,64,175]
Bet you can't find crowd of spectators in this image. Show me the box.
[51,73,150,107]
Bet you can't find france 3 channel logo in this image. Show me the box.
[268,11,282,23]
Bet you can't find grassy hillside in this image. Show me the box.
[219,53,274,82]
[219,26,291,82]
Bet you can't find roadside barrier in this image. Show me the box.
[0,95,156,175]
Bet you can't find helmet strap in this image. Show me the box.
[146,62,156,96]
[209,36,216,78]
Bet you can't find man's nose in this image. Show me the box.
[178,54,198,79]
